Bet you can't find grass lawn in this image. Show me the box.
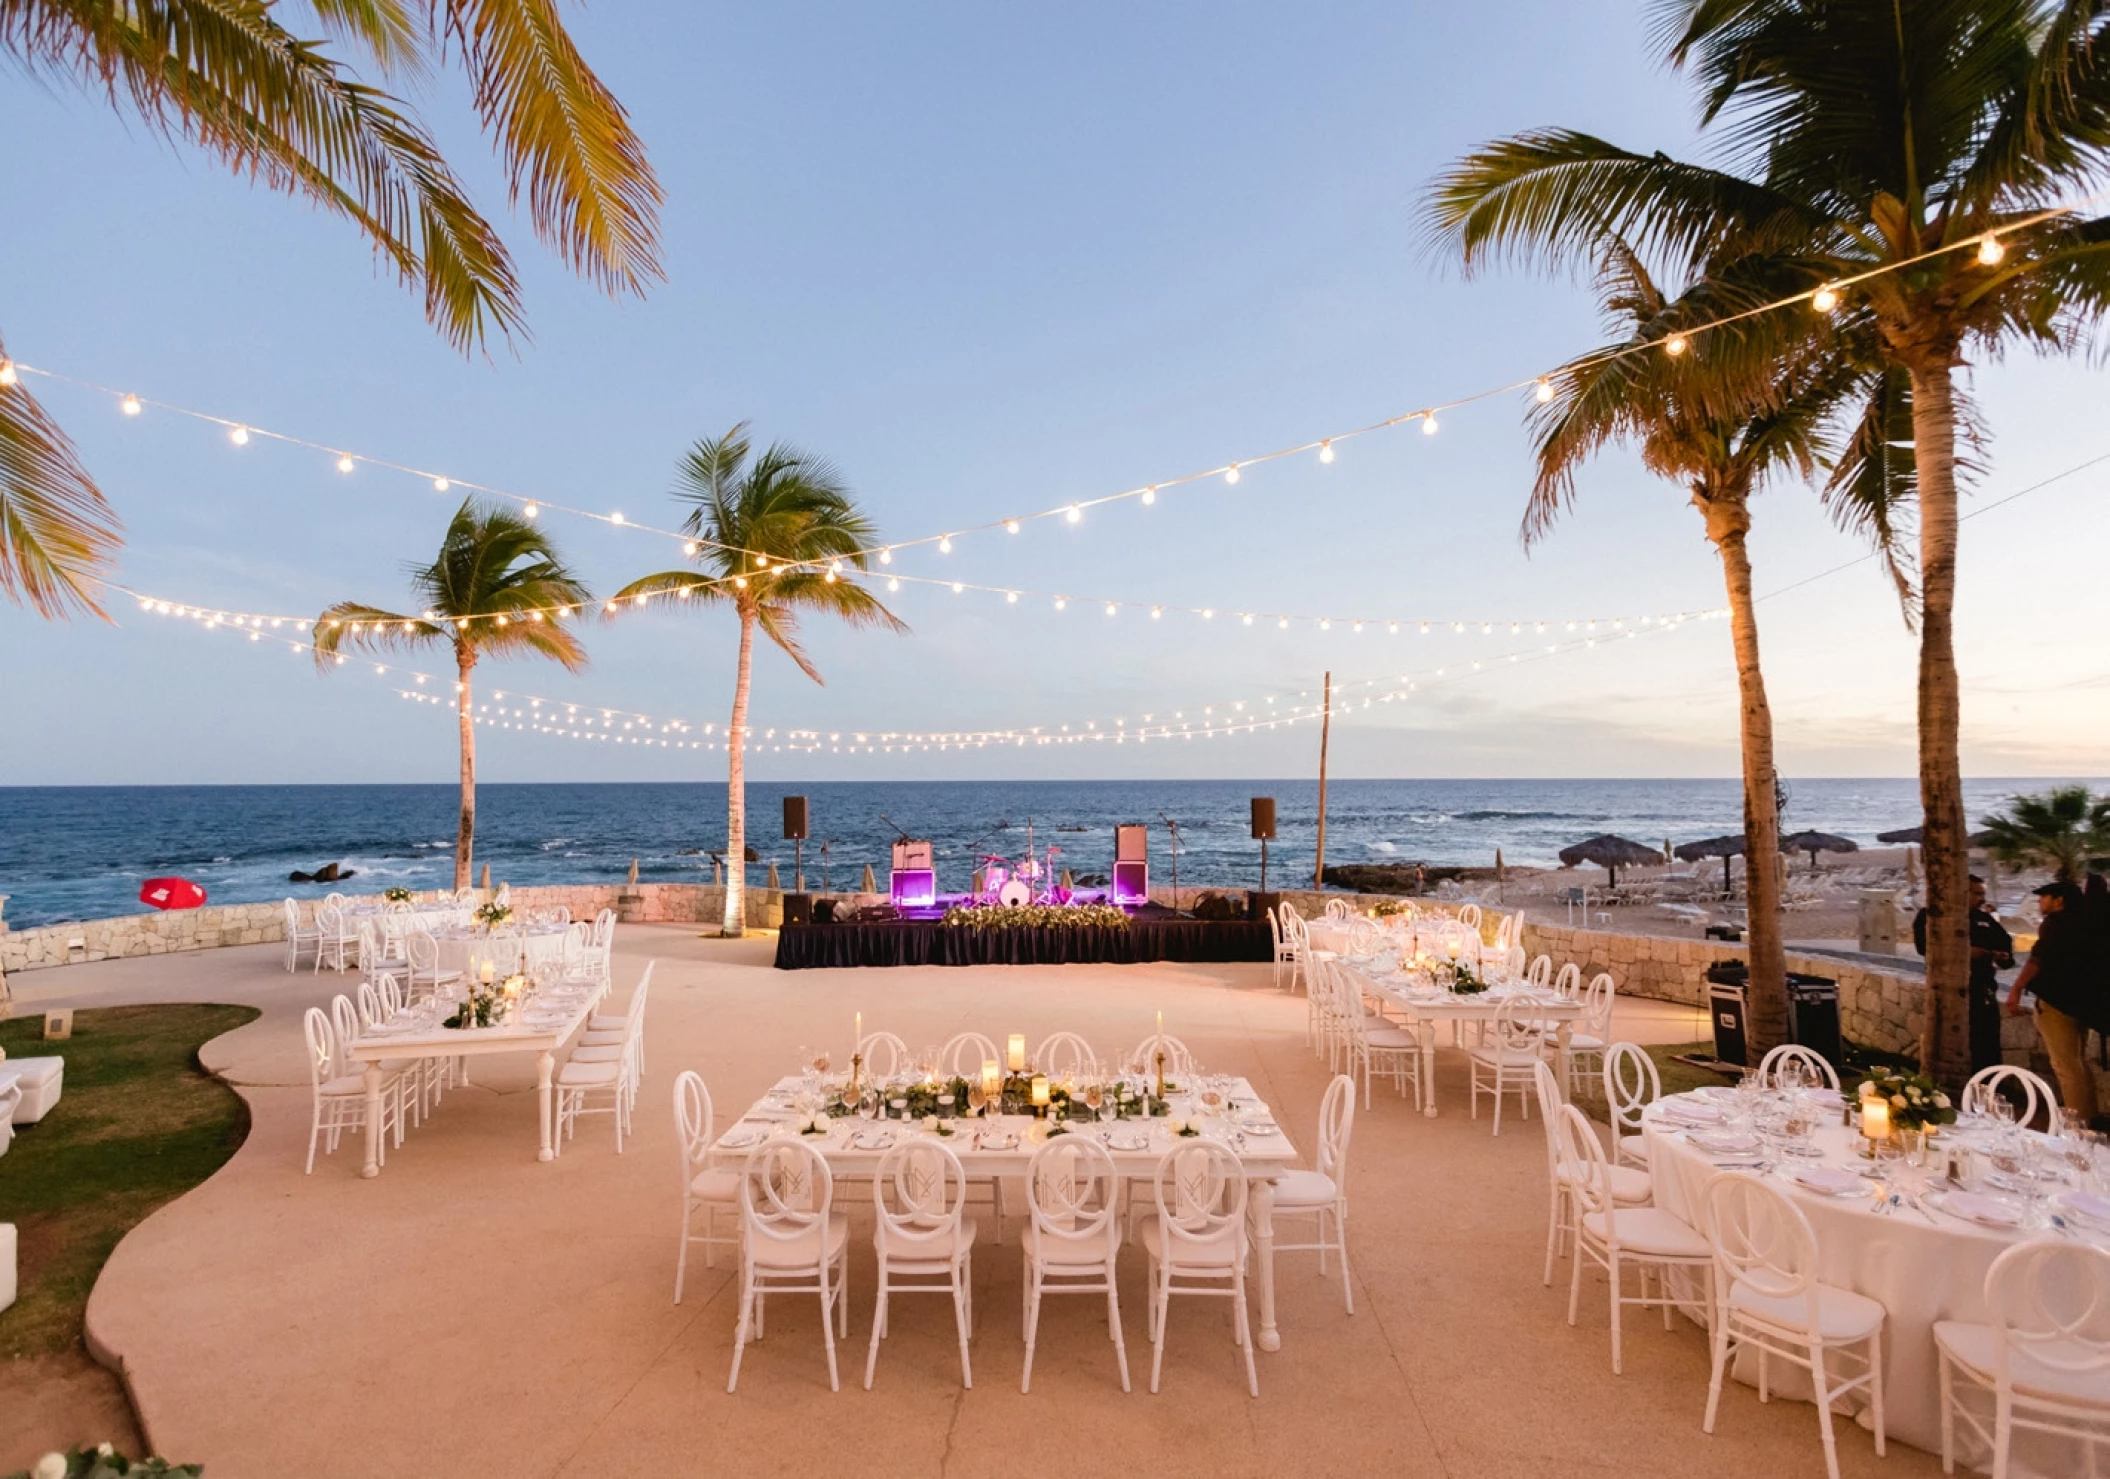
[1,1004,258,1360]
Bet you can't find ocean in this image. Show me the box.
[0,777,2067,929]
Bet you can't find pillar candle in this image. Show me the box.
[1862,1099,1891,1140]
[854,1010,862,1046]
[1007,1033,1026,1071]
[1031,1074,1050,1109]
[480,960,494,985]
[981,1059,1001,1102]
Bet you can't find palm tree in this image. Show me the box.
[614,425,906,937]
[1518,243,1896,1053]
[311,501,591,889]
[0,0,662,619]
[1421,0,2110,1082]
[1980,786,2110,882]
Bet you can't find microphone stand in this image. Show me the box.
[820,840,834,894]
[1158,810,1182,914]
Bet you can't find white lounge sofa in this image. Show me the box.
[0,1056,63,1125]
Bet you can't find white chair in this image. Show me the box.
[1962,1064,2060,1129]
[1127,1033,1196,1080]
[404,929,462,998]
[1457,902,1482,931]
[1561,972,1615,1096]
[302,1006,400,1174]
[555,995,644,1152]
[1468,999,1549,1135]
[1703,1173,1887,1479]
[312,904,358,974]
[1271,1074,1357,1313]
[282,898,321,973]
[1267,906,1302,993]
[1323,898,1352,922]
[1327,962,1420,1110]
[333,992,416,1139]
[1604,1042,1661,1169]
[1021,1136,1129,1393]
[1559,1103,1711,1374]
[1757,1043,1841,1092]
[1536,1060,1651,1287]
[1524,955,1553,991]
[580,908,616,982]
[1552,962,1583,1000]
[673,1070,741,1298]
[854,1031,910,1080]
[939,1031,1003,1080]
[0,1082,18,1157]
[865,1138,976,1390]
[727,1139,850,1393]
[1936,1237,2110,1479]
[1034,1032,1098,1082]
[584,962,654,1078]
[1138,1140,1258,1396]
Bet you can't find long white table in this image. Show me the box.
[1645,1090,2104,1476]
[1348,965,1582,1116]
[717,1076,1303,1351]
[344,978,608,1177]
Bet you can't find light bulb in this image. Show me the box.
[733,577,746,589]
[522,502,538,519]
[1665,334,1688,357]
[1320,618,1332,631]
[1065,504,1082,524]
[1202,608,1213,619]
[878,547,892,564]
[824,569,837,583]
[1151,607,1162,620]
[229,425,249,445]
[0,360,16,387]
[1812,284,1840,313]
[1421,413,1439,435]
[887,577,900,592]
[337,454,355,473]
[1242,613,1253,626]
[683,540,698,556]
[1977,234,2005,265]
[121,394,142,416]
[1535,379,1554,403]
[1054,596,1067,610]
[1278,617,1289,629]
[938,535,953,552]
[434,477,450,492]
[1225,464,1241,484]
[952,582,964,594]
[1319,440,1335,463]
[610,512,625,525]
[1142,485,1157,504]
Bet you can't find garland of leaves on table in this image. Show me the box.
[940,903,1133,930]
[825,1073,1176,1120]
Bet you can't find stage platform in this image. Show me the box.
[772,916,1272,970]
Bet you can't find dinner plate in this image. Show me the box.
[976,1132,1020,1151]
[1659,1102,1726,1126]
[1930,1191,2024,1228]
[2057,1190,2110,1227]
[1238,1118,1283,1135]
[1788,1166,1865,1197]
[1101,1132,1150,1152]
[1688,1128,1762,1154]
[719,1128,766,1149]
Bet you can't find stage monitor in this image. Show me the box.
[783,795,809,840]
[1251,797,1277,840]
[889,868,936,908]
[1112,860,1149,907]
[1114,823,1148,863]
[891,838,934,872]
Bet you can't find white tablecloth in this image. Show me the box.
[1645,1095,2096,1476]
[432,926,571,979]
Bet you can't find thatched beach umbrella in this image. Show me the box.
[1675,833,1748,893]
[861,862,877,894]
[1558,834,1664,888]
[1782,830,1858,869]
[1876,824,1999,847]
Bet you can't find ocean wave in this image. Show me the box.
[1370,841,1398,853]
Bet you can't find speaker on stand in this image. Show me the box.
[1112,823,1149,907]
[1249,797,1279,921]
[782,796,811,923]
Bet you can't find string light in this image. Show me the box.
[1421,413,1438,435]
[1977,234,2006,265]
[1141,485,1157,503]
[1318,441,1335,463]
[121,394,141,416]
[434,477,450,492]
[1534,379,1554,404]
[610,512,625,525]
[1664,335,1689,358]
[938,535,953,552]
[1812,284,1840,313]
[336,455,355,473]
[0,360,15,388]
[1005,519,1020,533]
[1065,505,1082,524]
[1224,464,1241,484]
[229,425,249,445]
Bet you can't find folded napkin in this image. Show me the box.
[1658,1101,1725,1126]
[1937,1191,2023,1227]
[1788,1166,1864,1196]
[2058,1190,2110,1225]
[1689,1128,1762,1154]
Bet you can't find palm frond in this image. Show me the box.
[310,601,445,669]
[0,355,121,619]
[440,0,664,296]
[309,0,426,78]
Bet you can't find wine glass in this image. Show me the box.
[858,1087,879,1124]
[812,1047,831,1076]
[1083,1081,1104,1119]
[966,1082,988,1119]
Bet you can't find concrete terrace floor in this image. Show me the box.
[8,931,1939,1479]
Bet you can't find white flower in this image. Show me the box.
[1890,1093,1908,1110]
[923,1114,939,1131]
[34,1454,68,1479]
[96,1445,114,1459]
[1933,1093,1951,1109]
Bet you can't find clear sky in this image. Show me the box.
[2,2,2105,786]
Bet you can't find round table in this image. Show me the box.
[1644,1092,2098,1477]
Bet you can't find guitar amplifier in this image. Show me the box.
[1112,860,1149,907]
[1115,823,1149,863]
[891,838,934,872]
[889,868,936,908]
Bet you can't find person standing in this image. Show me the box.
[1914,874,2013,1076]
[2005,881,2100,1125]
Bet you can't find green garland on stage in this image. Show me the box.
[941,903,1132,930]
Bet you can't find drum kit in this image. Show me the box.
[974,820,1069,906]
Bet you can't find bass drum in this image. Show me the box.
[997,879,1033,908]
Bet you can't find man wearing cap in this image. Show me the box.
[1914,874,2013,1076]
[2005,881,2099,1124]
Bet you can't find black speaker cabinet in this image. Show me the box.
[783,795,809,841]
[1250,797,1277,840]
[781,892,813,925]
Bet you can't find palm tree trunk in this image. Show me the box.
[721,608,756,937]
[1707,503,1789,1053]
[1909,363,1971,1084]
[455,647,477,892]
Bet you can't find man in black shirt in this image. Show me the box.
[1914,875,2013,1076]
[2006,881,2098,1124]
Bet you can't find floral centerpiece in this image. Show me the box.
[1372,899,1412,918]
[473,900,512,931]
[14,1445,201,1479]
[383,886,413,904]
[443,978,515,1029]
[942,903,1132,930]
[1855,1069,1955,1133]
[1447,958,1488,995]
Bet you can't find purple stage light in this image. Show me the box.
[890,868,936,908]
[1112,860,1149,907]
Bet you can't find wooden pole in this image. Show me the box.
[1313,670,1332,891]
